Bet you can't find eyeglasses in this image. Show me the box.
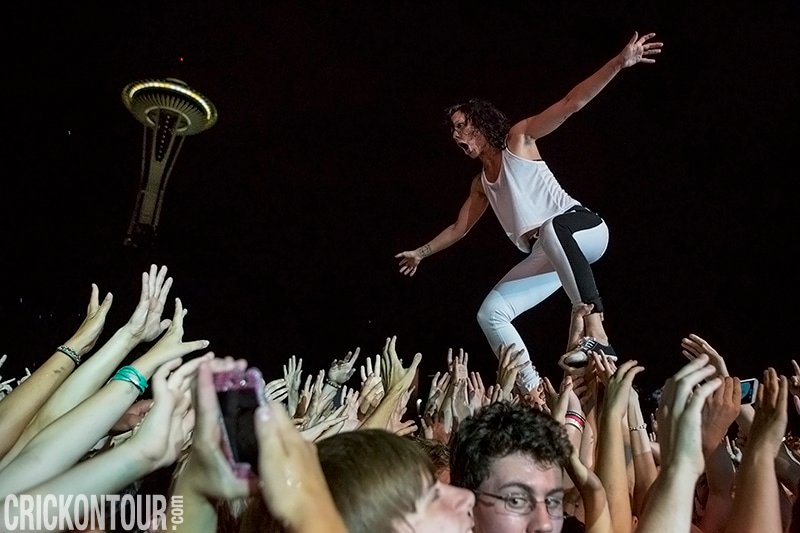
[472,490,564,518]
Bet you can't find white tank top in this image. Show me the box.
[481,148,578,253]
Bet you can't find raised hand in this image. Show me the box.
[131,358,199,470]
[66,283,114,358]
[133,298,210,376]
[598,355,644,424]
[389,387,418,437]
[283,355,303,416]
[467,371,486,413]
[421,411,450,444]
[123,265,174,343]
[747,368,789,458]
[619,31,663,68]
[788,359,800,400]
[380,335,420,393]
[495,343,529,397]
[339,386,363,432]
[681,333,730,378]
[255,401,347,532]
[304,370,328,426]
[700,376,741,458]
[656,354,720,471]
[424,371,451,417]
[551,375,575,423]
[327,347,360,386]
[177,358,253,500]
[264,378,289,404]
[300,404,348,442]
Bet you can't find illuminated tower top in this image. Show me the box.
[122,78,218,136]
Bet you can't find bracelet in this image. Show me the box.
[57,345,81,366]
[111,365,148,395]
[564,413,585,430]
[565,420,583,432]
[565,410,586,423]
[629,423,647,432]
[324,377,342,389]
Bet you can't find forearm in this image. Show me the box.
[0,352,75,459]
[566,450,612,533]
[24,444,153,499]
[14,328,140,452]
[580,414,596,471]
[726,452,782,533]
[417,224,466,258]
[0,382,140,497]
[636,467,698,533]
[168,478,219,533]
[596,413,633,533]
[361,385,407,430]
[628,402,658,515]
[564,53,624,111]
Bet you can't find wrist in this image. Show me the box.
[324,376,343,389]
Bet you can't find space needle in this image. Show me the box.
[121,78,217,247]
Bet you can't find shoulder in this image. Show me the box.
[505,133,541,160]
[470,173,485,194]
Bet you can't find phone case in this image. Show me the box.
[214,367,266,478]
[740,378,759,405]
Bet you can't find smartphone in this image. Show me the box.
[214,367,266,477]
[740,378,759,405]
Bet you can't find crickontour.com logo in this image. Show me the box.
[1,494,184,531]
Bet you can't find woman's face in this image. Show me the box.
[396,479,475,533]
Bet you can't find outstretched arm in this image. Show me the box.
[0,283,113,460]
[395,176,488,276]
[508,31,662,145]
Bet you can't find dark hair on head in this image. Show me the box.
[449,401,572,490]
[444,98,510,150]
[317,429,435,533]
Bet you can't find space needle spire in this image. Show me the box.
[121,78,217,247]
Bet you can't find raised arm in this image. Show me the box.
[507,31,662,149]
[395,175,488,276]
[0,283,112,460]
[0,265,173,466]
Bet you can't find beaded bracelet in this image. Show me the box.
[629,423,648,432]
[111,365,148,395]
[57,345,81,366]
[324,377,342,389]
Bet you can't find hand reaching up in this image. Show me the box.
[681,333,730,378]
[327,347,360,387]
[283,355,303,416]
[66,283,114,358]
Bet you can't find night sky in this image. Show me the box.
[3,2,799,400]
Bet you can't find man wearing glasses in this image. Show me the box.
[449,401,572,532]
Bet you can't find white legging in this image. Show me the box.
[476,210,609,389]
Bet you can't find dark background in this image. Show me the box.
[3,1,798,400]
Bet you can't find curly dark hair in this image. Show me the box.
[449,401,572,491]
[444,98,510,150]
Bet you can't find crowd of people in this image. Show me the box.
[2,26,796,533]
[0,263,799,533]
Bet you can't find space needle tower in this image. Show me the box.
[121,78,217,247]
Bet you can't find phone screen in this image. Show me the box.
[217,388,260,473]
[740,379,757,405]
